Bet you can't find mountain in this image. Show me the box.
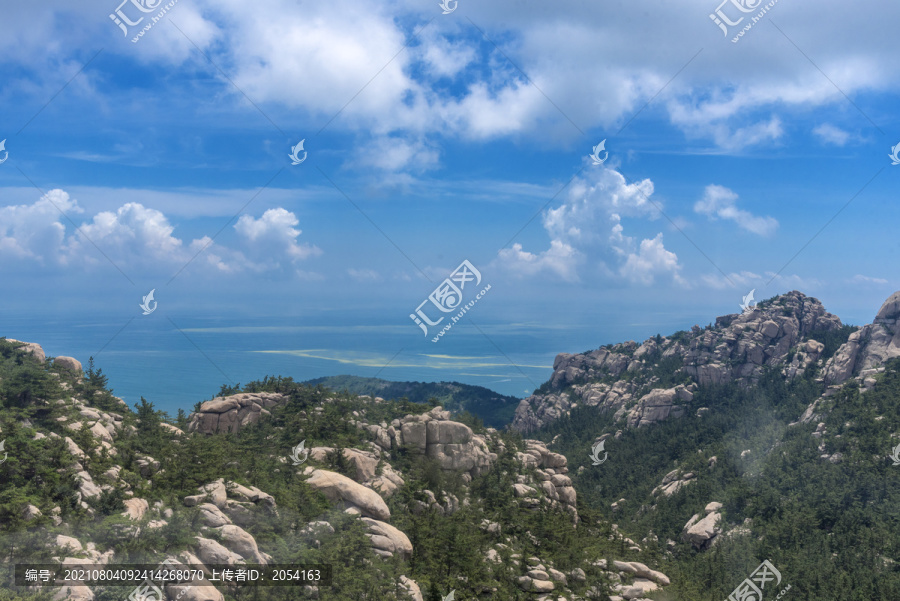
[1,289,899,601]
[301,375,521,428]
[513,290,857,433]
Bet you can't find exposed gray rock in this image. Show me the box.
[187,392,286,434]
[513,291,843,433]
[361,517,413,559]
[823,291,900,387]
[399,575,424,601]
[194,536,245,566]
[121,498,149,521]
[304,468,390,520]
[54,356,83,373]
[6,339,45,362]
[683,511,722,550]
[627,387,686,428]
[197,503,232,527]
[210,524,267,564]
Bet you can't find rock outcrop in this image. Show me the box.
[303,468,391,521]
[6,338,46,362]
[824,291,900,385]
[514,440,578,520]
[799,291,900,424]
[514,291,843,433]
[361,517,413,559]
[187,392,287,434]
[652,469,696,497]
[53,356,83,373]
[682,502,723,550]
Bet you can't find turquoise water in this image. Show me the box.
[3,313,564,417]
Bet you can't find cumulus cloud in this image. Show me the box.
[495,240,580,282]
[620,233,684,285]
[494,166,682,285]
[694,184,778,236]
[0,189,82,264]
[70,202,192,265]
[234,208,322,266]
[0,190,321,275]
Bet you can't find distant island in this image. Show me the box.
[302,375,521,428]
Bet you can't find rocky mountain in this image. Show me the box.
[0,338,667,601]
[513,290,866,433]
[2,289,899,601]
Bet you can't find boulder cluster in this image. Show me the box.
[187,392,286,434]
[356,406,496,479]
[514,440,578,520]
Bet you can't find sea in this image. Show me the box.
[3,313,571,418]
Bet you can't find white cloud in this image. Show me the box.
[234,208,322,266]
[694,184,778,236]
[353,135,439,172]
[700,270,763,290]
[620,234,684,285]
[495,240,581,282]
[2,0,900,156]
[700,270,821,291]
[813,123,852,146]
[0,190,321,275]
[0,189,82,264]
[493,166,682,284]
[70,202,191,264]
[347,268,381,281]
[849,274,889,285]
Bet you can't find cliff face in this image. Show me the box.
[513,291,846,433]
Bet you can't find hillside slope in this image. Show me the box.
[301,375,521,428]
[1,289,899,601]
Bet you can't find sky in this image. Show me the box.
[1,0,899,405]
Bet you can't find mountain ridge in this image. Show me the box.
[511,290,897,434]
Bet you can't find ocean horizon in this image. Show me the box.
[3,312,570,417]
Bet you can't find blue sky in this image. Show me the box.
[1,0,899,403]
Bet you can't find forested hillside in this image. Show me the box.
[1,289,899,601]
[301,375,520,428]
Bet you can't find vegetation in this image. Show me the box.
[302,375,520,428]
[0,315,895,600]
